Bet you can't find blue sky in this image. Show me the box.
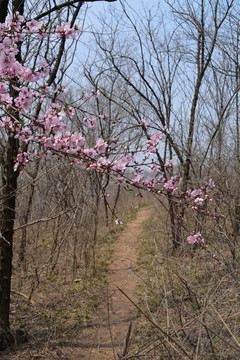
[73,0,162,64]
[83,0,161,31]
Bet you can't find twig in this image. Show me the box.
[195,311,203,360]
[11,290,35,304]
[107,285,117,360]
[118,322,132,359]
[210,303,240,348]
[0,233,10,246]
[14,207,77,230]
[116,286,193,360]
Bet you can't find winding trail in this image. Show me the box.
[69,206,151,359]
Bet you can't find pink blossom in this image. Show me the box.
[83,148,96,158]
[40,59,50,76]
[96,138,107,154]
[146,132,162,153]
[164,126,170,134]
[115,219,123,225]
[112,156,131,172]
[190,190,198,198]
[26,19,42,32]
[209,178,215,188]
[147,145,156,154]
[96,157,111,168]
[140,119,147,128]
[163,176,180,194]
[0,93,12,107]
[67,106,75,119]
[83,117,97,128]
[133,175,142,183]
[194,197,204,206]
[91,89,100,98]
[1,117,12,128]
[150,132,162,144]
[187,232,203,244]
[55,23,77,39]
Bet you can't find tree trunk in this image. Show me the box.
[0,0,23,349]
[0,0,9,23]
[18,161,40,269]
[0,137,19,349]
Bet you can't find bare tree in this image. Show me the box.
[82,0,237,248]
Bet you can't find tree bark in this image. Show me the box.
[0,0,23,349]
[0,0,9,23]
[0,137,19,349]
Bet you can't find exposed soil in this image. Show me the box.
[66,206,152,360]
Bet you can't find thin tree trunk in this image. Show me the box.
[0,137,19,349]
[111,184,121,223]
[232,30,240,264]
[167,195,180,250]
[0,0,23,348]
[18,161,40,269]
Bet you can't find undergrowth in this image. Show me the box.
[131,203,240,360]
[1,204,139,359]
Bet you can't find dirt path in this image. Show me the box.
[69,206,151,360]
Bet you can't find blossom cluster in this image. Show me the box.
[55,23,81,39]
[0,14,217,244]
[187,232,205,245]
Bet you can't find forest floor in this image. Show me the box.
[3,203,239,359]
[1,205,152,360]
[64,205,152,359]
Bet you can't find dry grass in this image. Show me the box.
[130,202,240,359]
[4,195,239,359]
[1,199,140,360]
